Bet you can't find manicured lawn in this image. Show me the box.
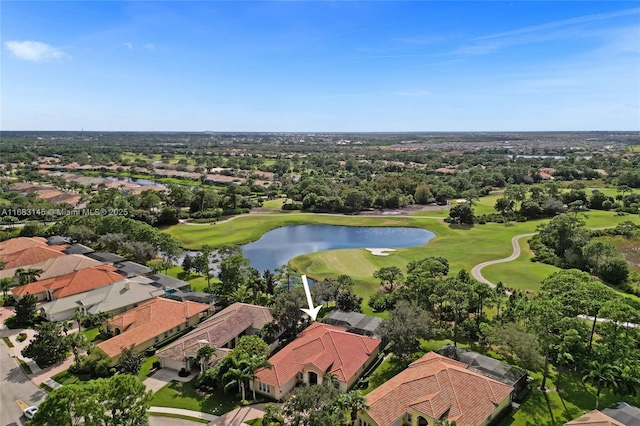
[501,369,640,425]
[138,355,159,380]
[149,379,239,416]
[164,209,639,299]
[81,327,101,343]
[262,198,287,209]
[52,368,92,386]
[165,266,219,292]
[361,355,411,395]
[482,237,561,292]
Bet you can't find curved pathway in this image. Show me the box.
[470,233,537,288]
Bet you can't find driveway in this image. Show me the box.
[143,367,192,393]
[208,403,269,426]
[0,338,46,425]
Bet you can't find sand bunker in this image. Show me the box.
[366,248,397,256]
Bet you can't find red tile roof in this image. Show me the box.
[11,265,125,299]
[96,298,210,357]
[256,322,381,387]
[1,245,67,269]
[365,352,513,426]
[0,237,49,255]
[564,410,625,426]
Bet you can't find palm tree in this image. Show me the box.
[336,390,368,425]
[72,310,88,333]
[66,332,89,365]
[583,360,620,409]
[0,277,15,299]
[14,268,43,286]
[244,354,271,400]
[324,372,338,388]
[613,365,640,402]
[194,345,216,374]
[230,285,252,304]
[223,357,253,401]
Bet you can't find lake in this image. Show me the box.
[241,224,435,273]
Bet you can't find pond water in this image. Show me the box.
[241,224,435,273]
[105,176,166,187]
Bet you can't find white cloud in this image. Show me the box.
[124,42,133,50]
[144,43,155,51]
[4,40,69,62]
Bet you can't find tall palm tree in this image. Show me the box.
[244,354,271,400]
[336,390,369,426]
[0,277,15,299]
[14,268,43,286]
[194,345,216,374]
[583,360,620,409]
[66,332,89,365]
[324,372,338,388]
[71,310,88,333]
[223,357,253,401]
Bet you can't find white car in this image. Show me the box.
[23,406,38,419]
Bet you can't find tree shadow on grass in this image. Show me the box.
[154,379,239,416]
[447,223,475,230]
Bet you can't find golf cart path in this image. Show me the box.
[470,233,537,288]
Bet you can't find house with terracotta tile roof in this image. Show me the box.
[157,302,274,372]
[0,254,103,283]
[39,276,165,322]
[360,352,513,426]
[0,237,49,255]
[0,245,67,269]
[254,322,381,401]
[565,403,640,426]
[96,298,211,365]
[564,410,625,426]
[11,265,126,302]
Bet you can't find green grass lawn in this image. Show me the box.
[165,266,220,292]
[149,379,239,416]
[52,368,92,386]
[262,198,287,210]
[165,209,639,299]
[501,369,640,425]
[482,237,561,292]
[138,355,159,380]
[81,327,101,343]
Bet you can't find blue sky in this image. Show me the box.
[2,1,639,131]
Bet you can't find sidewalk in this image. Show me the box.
[1,326,82,386]
[208,403,268,426]
[148,407,219,422]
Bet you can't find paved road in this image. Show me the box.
[470,233,537,288]
[0,340,46,426]
[149,415,208,426]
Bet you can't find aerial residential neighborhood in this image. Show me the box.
[2,0,640,425]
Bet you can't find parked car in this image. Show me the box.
[23,406,38,419]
